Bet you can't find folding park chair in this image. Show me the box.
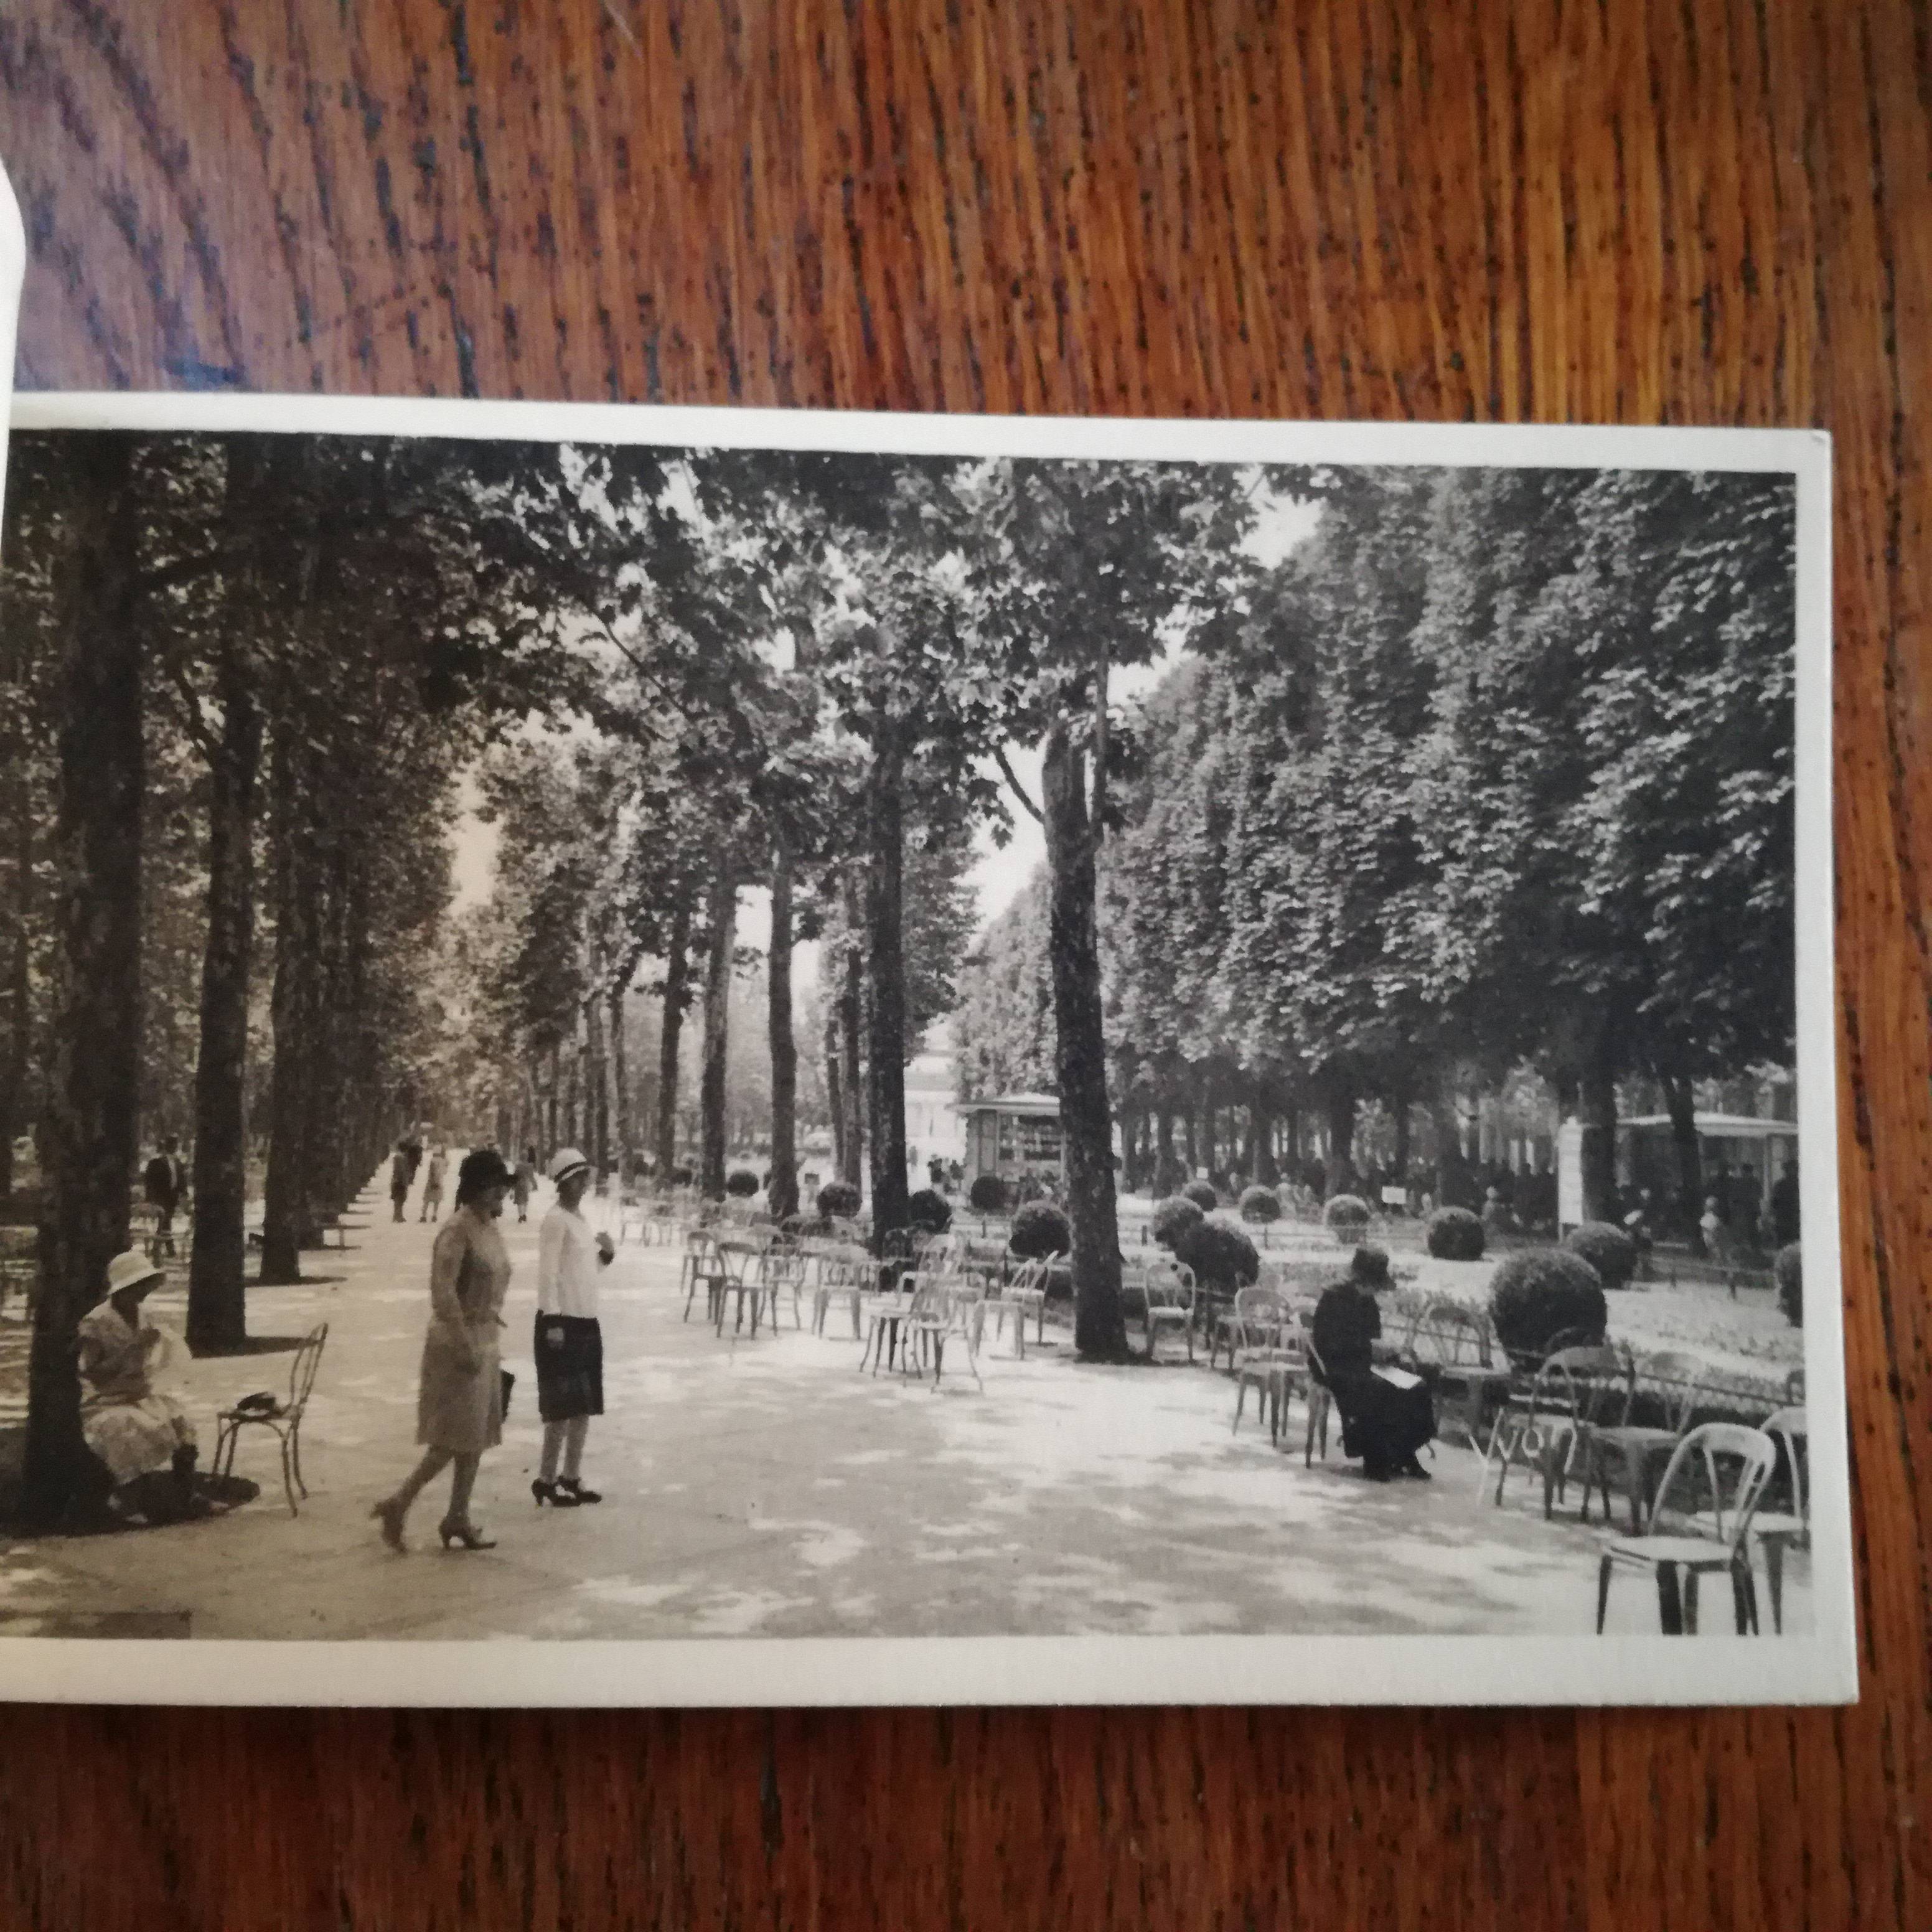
[809,1242,872,1338]
[1748,1405,1810,1634]
[679,1227,727,1322]
[1595,1423,1779,1634]
[899,1278,983,1392]
[757,1240,809,1331]
[1215,1285,1291,1372]
[1482,1343,1631,1517]
[1133,1259,1196,1364]
[1579,1351,1710,1532]
[1304,1337,1336,1466]
[213,1321,329,1516]
[711,1238,772,1339]
[1400,1298,1506,1449]
[1232,1324,1311,1447]
[981,1257,1049,1357]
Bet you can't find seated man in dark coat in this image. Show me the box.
[1310,1245,1436,1481]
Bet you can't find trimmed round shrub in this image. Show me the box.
[1425,1205,1486,1261]
[906,1187,952,1236]
[1563,1219,1638,1288]
[1323,1193,1371,1239]
[1181,1179,1219,1212]
[1776,1242,1803,1328]
[1150,1195,1206,1250]
[968,1173,1008,1214]
[1238,1184,1282,1226]
[1488,1248,1610,1362]
[724,1168,761,1198]
[1174,1217,1262,1295]
[816,1179,862,1222]
[1009,1199,1072,1260]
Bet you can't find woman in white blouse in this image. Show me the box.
[532,1146,613,1507]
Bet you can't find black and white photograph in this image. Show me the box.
[0,392,1844,1706]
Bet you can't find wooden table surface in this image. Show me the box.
[1,4,1926,1926]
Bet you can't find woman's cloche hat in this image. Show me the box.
[546,1147,592,1186]
[106,1249,165,1297]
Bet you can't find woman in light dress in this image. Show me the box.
[372,1147,515,1552]
[420,1143,448,1222]
[77,1249,202,1522]
[532,1146,613,1508]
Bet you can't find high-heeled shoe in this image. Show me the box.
[532,1479,582,1508]
[370,1498,408,1552]
[437,1517,497,1550]
[556,1478,602,1504]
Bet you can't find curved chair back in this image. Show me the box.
[1648,1422,1779,1551]
[289,1321,329,1415]
[1407,1297,1492,1367]
[1760,1404,1809,1526]
[1531,1343,1631,1425]
[1634,1351,1710,1433]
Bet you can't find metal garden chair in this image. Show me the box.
[213,1321,329,1516]
[1595,1423,1779,1634]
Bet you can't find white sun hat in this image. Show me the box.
[546,1147,591,1185]
[105,1249,165,1297]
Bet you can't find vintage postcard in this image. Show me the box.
[0,200,1850,1705]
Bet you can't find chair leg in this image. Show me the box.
[281,1434,298,1517]
[291,1421,307,1499]
[1656,1561,1684,1635]
[1763,1537,1786,1636]
[1597,1554,1615,1633]
[1730,1563,1753,1636]
[1682,1569,1701,1636]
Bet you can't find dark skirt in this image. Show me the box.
[1327,1369,1435,1464]
[534,1313,604,1422]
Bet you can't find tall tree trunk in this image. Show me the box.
[699,867,737,1199]
[1661,1069,1706,1252]
[25,439,142,1524]
[610,988,631,1188]
[0,777,32,1204]
[1321,1074,1359,1198]
[306,841,352,1223]
[1041,714,1128,1362]
[584,990,609,1176]
[824,1013,846,1180]
[655,899,692,1174]
[1581,1023,1621,1223]
[865,730,910,1243]
[260,728,321,1286]
[837,889,865,1189]
[767,837,799,1221]
[185,645,261,1353]
[545,1039,561,1156]
[1391,1091,1412,1196]
[1253,1086,1280,1186]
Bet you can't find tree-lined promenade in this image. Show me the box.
[0,435,1794,1524]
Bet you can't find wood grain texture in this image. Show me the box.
[1,2,1927,1926]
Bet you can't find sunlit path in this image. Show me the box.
[0,1163,1811,1642]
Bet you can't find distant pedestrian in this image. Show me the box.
[420,1144,448,1222]
[512,1147,538,1223]
[143,1135,187,1257]
[1770,1160,1801,1247]
[531,1146,614,1509]
[372,1148,517,1553]
[388,1141,412,1223]
[402,1130,425,1189]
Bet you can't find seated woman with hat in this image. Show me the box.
[77,1249,203,1522]
[1310,1245,1436,1482]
